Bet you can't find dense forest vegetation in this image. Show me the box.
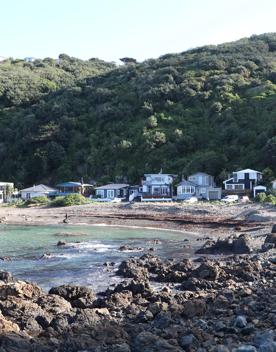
[0,34,276,188]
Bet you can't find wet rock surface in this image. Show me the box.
[0,231,275,351]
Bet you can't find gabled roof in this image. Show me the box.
[20,184,57,193]
[177,180,197,187]
[234,169,262,174]
[95,183,129,190]
[144,173,176,177]
[223,177,234,184]
[56,182,93,187]
[189,172,212,177]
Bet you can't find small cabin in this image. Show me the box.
[56,182,93,196]
[20,184,57,200]
[95,184,129,201]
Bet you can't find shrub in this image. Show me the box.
[25,196,49,206]
[264,194,276,205]
[255,192,267,203]
[51,193,89,207]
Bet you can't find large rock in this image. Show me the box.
[113,279,152,296]
[264,233,276,246]
[0,313,20,333]
[182,299,206,318]
[117,259,149,281]
[49,284,95,308]
[36,294,72,315]
[0,271,14,283]
[196,234,252,255]
[0,281,42,299]
[133,331,182,352]
[192,261,222,281]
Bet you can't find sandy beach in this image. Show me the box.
[0,201,275,237]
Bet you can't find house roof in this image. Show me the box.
[95,183,129,190]
[189,172,212,177]
[56,182,93,187]
[223,177,234,184]
[144,173,177,177]
[178,180,197,187]
[0,182,14,186]
[20,184,57,193]
[234,169,262,174]
[253,185,267,189]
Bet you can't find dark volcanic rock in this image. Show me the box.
[264,233,276,247]
[117,259,149,281]
[196,234,252,255]
[192,261,223,281]
[49,285,95,308]
[119,245,143,252]
[0,271,14,283]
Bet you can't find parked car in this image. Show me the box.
[221,195,239,203]
[184,196,198,203]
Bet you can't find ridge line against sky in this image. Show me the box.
[1,0,276,62]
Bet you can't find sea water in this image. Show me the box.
[0,224,198,292]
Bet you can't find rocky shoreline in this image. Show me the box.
[0,227,275,351]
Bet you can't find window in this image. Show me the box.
[153,187,161,195]
[96,190,104,198]
[234,184,244,190]
[161,186,169,195]
[226,185,233,190]
[182,186,195,193]
[0,194,2,200]
[107,190,114,199]
[233,174,238,182]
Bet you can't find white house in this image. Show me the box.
[272,180,276,191]
[0,182,14,203]
[20,184,57,200]
[177,172,221,200]
[141,173,175,201]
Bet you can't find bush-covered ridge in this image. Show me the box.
[0,33,276,187]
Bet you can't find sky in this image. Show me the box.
[1,0,276,63]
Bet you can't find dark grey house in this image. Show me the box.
[95,184,129,200]
[223,169,263,196]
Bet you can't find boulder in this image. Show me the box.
[192,261,222,281]
[264,233,276,246]
[0,271,13,283]
[113,279,152,296]
[117,259,149,281]
[182,299,206,318]
[0,281,42,299]
[49,284,95,308]
[36,294,72,315]
[118,245,143,252]
[133,331,182,352]
[0,313,20,333]
[196,234,252,255]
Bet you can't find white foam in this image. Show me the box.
[64,241,116,253]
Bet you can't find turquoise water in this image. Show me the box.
[0,225,198,292]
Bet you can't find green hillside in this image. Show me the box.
[0,34,276,187]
